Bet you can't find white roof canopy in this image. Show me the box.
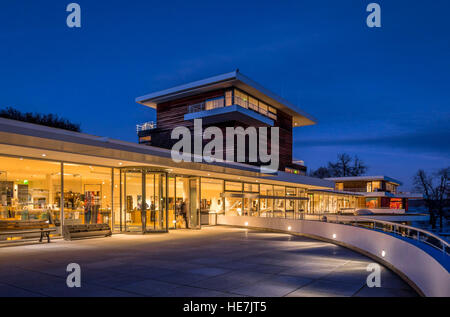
[136,70,317,127]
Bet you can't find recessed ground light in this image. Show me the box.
[207,173,210,176]
[244,222,249,226]
[41,154,46,157]
[118,162,123,165]
[332,234,337,239]
[287,226,292,231]
[381,250,386,257]
[19,158,23,160]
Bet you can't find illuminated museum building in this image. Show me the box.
[0,71,415,233]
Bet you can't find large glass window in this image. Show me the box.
[175,176,189,229]
[259,102,268,116]
[244,183,259,192]
[168,176,175,229]
[201,178,224,217]
[205,97,224,110]
[120,169,167,232]
[225,90,233,106]
[260,184,273,195]
[273,186,285,218]
[243,196,258,217]
[366,198,378,208]
[145,173,166,231]
[0,156,61,227]
[259,184,273,217]
[232,89,278,120]
[224,196,242,216]
[112,168,122,232]
[285,187,295,219]
[372,181,381,192]
[248,96,258,111]
[63,164,112,226]
[225,181,242,192]
[268,106,277,120]
[234,90,248,108]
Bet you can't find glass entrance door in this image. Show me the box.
[121,168,167,233]
[145,173,166,231]
[243,197,258,217]
[188,178,200,229]
[123,170,142,232]
[173,176,200,229]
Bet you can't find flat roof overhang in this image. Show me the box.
[221,192,309,200]
[184,105,274,126]
[307,189,365,197]
[0,118,333,190]
[326,176,403,186]
[136,71,317,127]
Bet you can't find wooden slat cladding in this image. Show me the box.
[156,89,226,131]
[274,109,293,171]
[141,88,295,172]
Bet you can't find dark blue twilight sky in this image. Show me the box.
[0,0,449,190]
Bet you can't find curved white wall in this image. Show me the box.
[217,215,450,297]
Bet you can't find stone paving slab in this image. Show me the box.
[0,227,418,297]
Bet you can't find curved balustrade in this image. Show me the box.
[217,214,450,296]
[316,214,449,255]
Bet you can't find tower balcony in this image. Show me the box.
[184,99,274,127]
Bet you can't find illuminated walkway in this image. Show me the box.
[0,227,417,297]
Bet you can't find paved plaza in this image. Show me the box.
[0,226,417,297]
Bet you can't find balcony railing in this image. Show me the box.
[339,188,368,193]
[274,212,449,255]
[187,95,277,121]
[136,121,156,133]
[188,98,225,114]
[234,96,276,119]
[326,215,450,255]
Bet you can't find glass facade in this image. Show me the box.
[121,168,167,233]
[307,191,360,214]
[0,154,365,240]
[201,178,223,221]
[188,88,278,121]
[63,163,112,226]
[0,156,61,227]
[232,89,277,120]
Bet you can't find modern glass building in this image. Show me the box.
[0,71,397,235]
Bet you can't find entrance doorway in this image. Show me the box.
[120,168,167,233]
[173,176,200,229]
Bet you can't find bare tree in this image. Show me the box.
[352,155,368,176]
[435,167,449,229]
[414,167,449,230]
[310,167,332,178]
[310,153,368,178]
[328,153,352,177]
